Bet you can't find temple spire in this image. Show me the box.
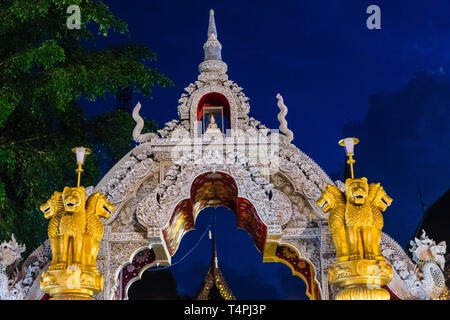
[195,223,236,300]
[207,9,218,41]
[203,9,222,62]
[211,229,219,271]
[199,9,227,75]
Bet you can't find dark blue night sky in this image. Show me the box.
[84,1,450,299]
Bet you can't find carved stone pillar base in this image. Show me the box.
[329,259,392,300]
[40,267,103,300]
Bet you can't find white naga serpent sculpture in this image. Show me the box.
[132,102,159,144]
[276,93,294,144]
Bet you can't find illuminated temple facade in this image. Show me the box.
[0,10,447,300]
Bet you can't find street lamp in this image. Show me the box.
[338,137,359,179]
[71,146,91,187]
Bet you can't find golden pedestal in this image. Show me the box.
[329,259,392,300]
[40,267,103,300]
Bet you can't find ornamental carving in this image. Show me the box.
[270,189,292,226]
[382,231,447,300]
[136,161,278,230]
[94,150,158,224]
[110,242,149,269]
[0,236,51,300]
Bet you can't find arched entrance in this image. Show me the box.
[163,172,266,256]
[108,169,323,300]
[128,206,314,300]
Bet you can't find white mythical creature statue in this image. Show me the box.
[382,230,447,300]
[407,230,447,299]
[0,234,26,300]
[276,93,294,146]
[0,235,52,300]
[132,102,159,143]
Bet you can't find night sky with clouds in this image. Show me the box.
[84,1,450,299]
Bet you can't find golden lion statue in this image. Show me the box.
[317,177,392,262]
[40,187,114,299]
[59,186,87,268]
[40,191,64,270]
[40,187,114,271]
[83,193,113,271]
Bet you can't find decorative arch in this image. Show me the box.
[93,145,334,300]
[267,243,322,300]
[111,247,156,300]
[36,8,349,300]
[108,164,328,300]
[162,171,267,256]
[136,163,280,233]
[111,246,174,300]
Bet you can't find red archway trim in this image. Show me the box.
[273,244,322,300]
[162,172,267,256]
[384,285,400,300]
[40,293,50,300]
[112,248,156,300]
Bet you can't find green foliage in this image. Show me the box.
[0,0,172,256]
[90,108,158,167]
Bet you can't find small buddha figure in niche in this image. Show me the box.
[204,113,223,136]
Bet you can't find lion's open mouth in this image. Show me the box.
[66,202,77,207]
[103,205,112,214]
[354,195,365,200]
[381,198,389,206]
[43,207,50,213]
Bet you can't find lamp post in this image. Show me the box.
[72,147,91,187]
[338,137,359,179]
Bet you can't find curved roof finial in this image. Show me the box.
[276,93,294,144]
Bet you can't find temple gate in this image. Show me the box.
[92,10,338,300]
[1,9,446,301]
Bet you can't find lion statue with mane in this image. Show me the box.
[316,177,392,262]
